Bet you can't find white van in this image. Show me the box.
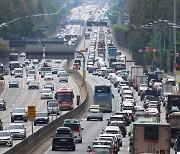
[14,68,23,78]
[59,71,68,82]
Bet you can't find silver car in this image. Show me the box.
[87,108,103,121]
[8,123,26,139]
[0,131,13,147]
[40,88,53,99]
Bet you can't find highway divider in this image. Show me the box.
[5,69,88,154]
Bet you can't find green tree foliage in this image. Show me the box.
[0,0,70,39]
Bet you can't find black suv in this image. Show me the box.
[0,99,6,110]
[11,108,27,122]
[52,127,76,151]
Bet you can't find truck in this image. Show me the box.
[133,75,147,91]
[108,46,117,57]
[167,112,180,147]
[125,60,135,72]
[97,48,106,55]
[128,66,144,86]
[130,123,170,154]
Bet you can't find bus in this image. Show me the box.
[85,32,90,39]
[9,53,18,61]
[9,61,21,75]
[93,84,114,112]
[0,64,5,80]
[54,88,74,111]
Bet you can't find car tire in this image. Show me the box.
[87,117,89,121]
[34,122,36,126]
[9,142,13,147]
[52,146,55,151]
[79,138,82,143]
[120,142,122,146]
[100,117,103,121]
[11,119,14,122]
[72,146,75,151]
[24,119,27,122]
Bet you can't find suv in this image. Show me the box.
[47,100,60,115]
[11,108,27,122]
[0,99,6,110]
[0,119,3,130]
[8,123,26,139]
[52,127,76,151]
[63,119,83,143]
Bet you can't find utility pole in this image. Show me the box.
[174,0,177,66]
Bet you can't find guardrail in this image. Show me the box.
[5,69,88,154]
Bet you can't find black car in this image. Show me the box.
[34,112,49,126]
[9,81,19,88]
[52,127,76,151]
[28,81,39,89]
[44,82,54,91]
[0,99,6,110]
[11,108,27,122]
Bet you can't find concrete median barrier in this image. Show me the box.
[5,69,88,154]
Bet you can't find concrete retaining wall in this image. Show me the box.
[5,70,88,154]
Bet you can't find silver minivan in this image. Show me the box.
[59,71,68,82]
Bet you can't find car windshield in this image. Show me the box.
[41,89,51,93]
[60,73,67,77]
[0,132,10,137]
[13,109,25,113]
[36,113,47,117]
[105,130,118,134]
[48,102,58,107]
[8,125,23,130]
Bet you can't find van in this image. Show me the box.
[63,119,83,143]
[14,68,23,78]
[59,71,68,82]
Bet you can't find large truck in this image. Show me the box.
[130,123,170,154]
[128,66,144,86]
[97,48,106,55]
[125,60,135,72]
[166,94,180,119]
[133,75,147,91]
[167,112,180,147]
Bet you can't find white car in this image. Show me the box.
[8,123,26,139]
[0,131,13,147]
[40,88,53,99]
[26,76,35,84]
[44,73,53,80]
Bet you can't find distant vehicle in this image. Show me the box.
[64,119,83,143]
[9,61,21,75]
[8,123,26,139]
[20,52,26,57]
[52,127,76,151]
[85,32,90,39]
[0,131,13,147]
[26,76,35,84]
[34,112,49,126]
[40,63,51,78]
[40,88,53,99]
[0,64,5,80]
[54,88,74,110]
[0,99,6,110]
[28,81,39,89]
[32,59,39,64]
[93,84,114,112]
[44,72,53,80]
[87,105,103,121]
[9,80,19,88]
[47,100,60,115]
[11,108,27,122]
[14,68,23,78]
[59,71,68,82]
[0,119,3,130]
[9,53,18,61]
[44,82,54,91]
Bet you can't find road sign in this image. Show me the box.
[28,106,36,120]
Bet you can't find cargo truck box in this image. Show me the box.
[108,46,117,57]
[130,123,170,154]
[133,75,147,91]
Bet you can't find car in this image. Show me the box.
[32,59,39,64]
[34,112,49,126]
[87,144,115,153]
[11,108,27,122]
[14,68,23,78]
[9,81,19,88]
[47,100,60,115]
[0,119,3,130]
[0,131,13,147]
[26,76,35,84]
[87,107,103,121]
[59,71,68,82]
[57,69,66,77]
[54,60,62,64]
[44,82,54,91]
[8,123,26,139]
[64,119,83,143]
[52,127,76,151]
[40,88,53,99]
[20,52,26,57]
[0,99,6,110]
[51,67,60,74]
[44,73,53,80]
[28,80,39,89]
